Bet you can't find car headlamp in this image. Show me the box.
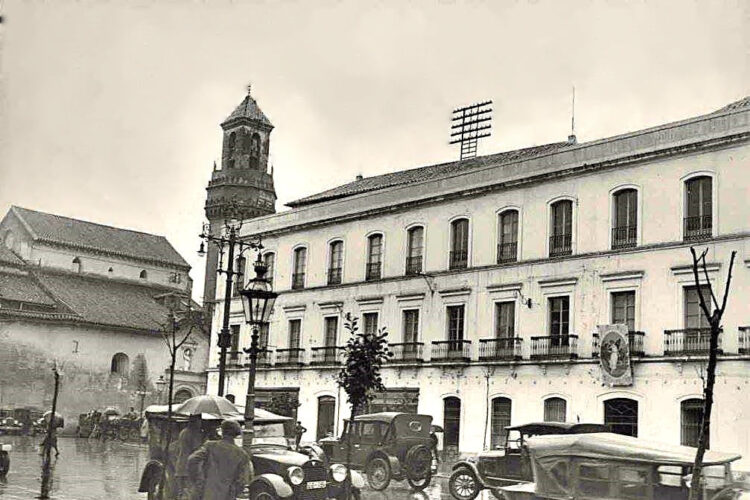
[288,466,305,485]
[330,463,347,483]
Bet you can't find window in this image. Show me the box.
[328,241,343,285]
[230,324,241,359]
[490,397,512,449]
[263,252,275,288]
[611,291,636,332]
[681,399,707,448]
[363,312,378,335]
[449,219,469,269]
[684,176,712,241]
[447,305,465,342]
[544,397,567,422]
[612,189,638,248]
[258,323,269,349]
[604,398,638,437]
[549,200,573,257]
[289,319,301,349]
[110,353,129,376]
[292,247,306,289]
[233,256,246,296]
[366,234,383,280]
[72,257,82,273]
[139,270,148,279]
[443,396,461,448]
[685,286,711,329]
[324,316,338,347]
[498,210,519,263]
[402,309,419,343]
[227,131,236,155]
[406,226,424,275]
[495,302,515,338]
[317,395,336,440]
[549,296,570,337]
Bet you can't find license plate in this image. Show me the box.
[306,480,326,490]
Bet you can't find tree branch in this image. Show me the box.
[690,247,713,322]
[699,252,720,312]
[718,251,737,315]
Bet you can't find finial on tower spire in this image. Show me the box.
[246,83,252,96]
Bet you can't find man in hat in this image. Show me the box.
[188,419,252,500]
[174,416,205,497]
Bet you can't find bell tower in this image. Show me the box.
[203,88,277,307]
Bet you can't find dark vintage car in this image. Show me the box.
[449,422,609,500]
[498,432,750,500]
[319,412,435,491]
[0,417,24,435]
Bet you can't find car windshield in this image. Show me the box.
[252,423,290,447]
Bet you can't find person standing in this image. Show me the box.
[294,421,307,448]
[174,417,205,497]
[187,420,252,500]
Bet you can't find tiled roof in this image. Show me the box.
[286,142,570,208]
[713,96,750,114]
[11,206,189,269]
[0,271,57,305]
[222,94,273,128]
[0,245,22,265]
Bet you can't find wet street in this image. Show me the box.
[0,436,494,499]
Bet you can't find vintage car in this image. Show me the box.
[319,412,435,491]
[0,417,24,435]
[0,441,11,477]
[449,422,609,500]
[498,432,750,500]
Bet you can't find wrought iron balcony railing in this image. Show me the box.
[739,327,750,355]
[592,331,645,358]
[549,234,572,257]
[310,346,344,365]
[228,350,242,366]
[449,250,468,270]
[530,335,578,360]
[478,337,523,361]
[275,348,306,366]
[365,262,382,281]
[431,339,471,362]
[611,225,637,249]
[664,328,722,356]
[684,216,712,241]
[292,273,305,290]
[388,342,424,362]
[327,267,342,286]
[405,256,423,275]
[497,242,518,263]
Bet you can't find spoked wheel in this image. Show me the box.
[250,483,278,500]
[406,470,432,491]
[449,467,480,500]
[366,457,391,491]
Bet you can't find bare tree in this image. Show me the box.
[688,247,736,500]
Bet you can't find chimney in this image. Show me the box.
[355,174,363,181]
[567,134,577,145]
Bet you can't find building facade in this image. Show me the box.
[208,96,750,466]
[0,207,209,427]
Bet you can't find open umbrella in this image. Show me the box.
[43,411,64,428]
[174,395,243,420]
[102,407,120,416]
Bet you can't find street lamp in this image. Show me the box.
[155,375,167,404]
[239,253,277,451]
[198,221,263,396]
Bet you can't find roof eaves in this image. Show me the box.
[10,206,39,240]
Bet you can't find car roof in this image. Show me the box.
[528,432,742,466]
[351,412,431,424]
[505,422,609,434]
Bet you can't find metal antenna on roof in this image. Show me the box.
[568,86,577,145]
[450,101,493,160]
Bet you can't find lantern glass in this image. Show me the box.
[239,260,277,326]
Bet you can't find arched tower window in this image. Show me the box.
[227,132,236,155]
[139,270,148,280]
[111,353,129,376]
[250,133,261,169]
[72,257,82,273]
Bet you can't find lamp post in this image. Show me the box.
[198,221,263,396]
[239,253,277,451]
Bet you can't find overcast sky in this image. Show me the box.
[1,0,748,303]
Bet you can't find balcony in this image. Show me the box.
[292,273,305,290]
[478,337,523,361]
[530,335,578,360]
[405,256,423,275]
[612,225,637,249]
[328,267,342,286]
[310,346,344,365]
[549,234,572,257]
[664,328,722,356]
[275,348,305,366]
[431,340,471,362]
[592,331,645,358]
[684,215,712,241]
[497,242,518,264]
[740,327,750,355]
[365,262,382,281]
[228,351,243,367]
[388,342,424,363]
[229,349,272,367]
[449,250,468,270]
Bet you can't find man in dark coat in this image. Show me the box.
[175,417,205,497]
[188,419,252,500]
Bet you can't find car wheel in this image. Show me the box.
[407,470,432,491]
[405,444,433,480]
[249,483,279,500]
[366,456,391,491]
[449,467,480,500]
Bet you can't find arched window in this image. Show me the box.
[139,270,148,280]
[604,398,638,437]
[684,176,713,241]
[449,219,469,269]
[316,395,336,440]
[444,396,461,451]
[328,241,343,285]
[406,226,424,275]
[292,247,307,289]
[72,257,82,273]
[263,252,275,288]
[366,234,383,280]
[612,189,638,249]
[544,397,567,422]
[173,389,193,405]
[681,399,707,448]
[549,200,573,257]
[490,397,512,449]
[250,133,261,169]
[227,131,236,155]
[498,210,519,263]
[110,353,129,376]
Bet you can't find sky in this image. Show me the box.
[0,0,748,304]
